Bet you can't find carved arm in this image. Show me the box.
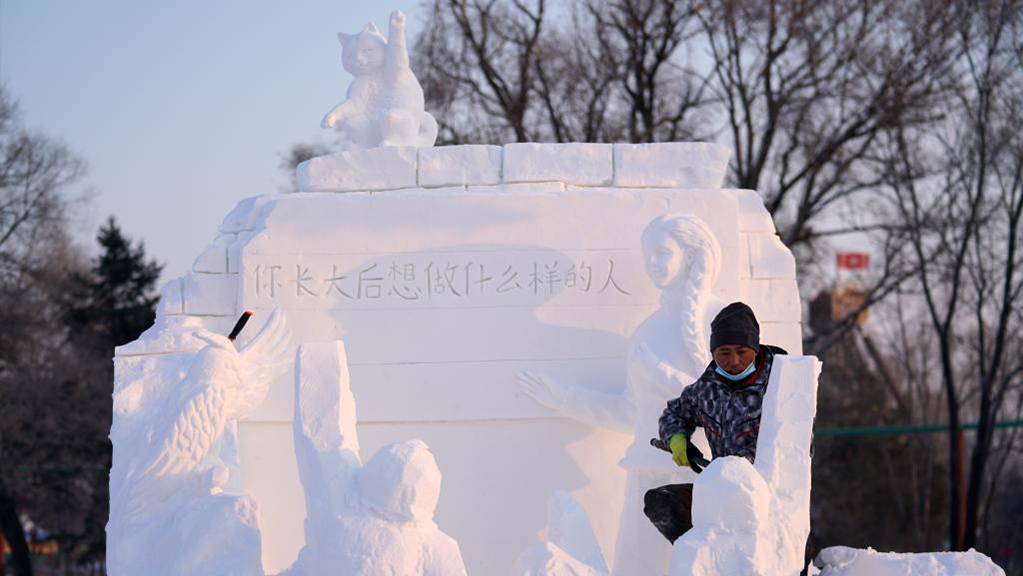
[322,100,354,128]
[386,10,411,69]
[518,371,635,433]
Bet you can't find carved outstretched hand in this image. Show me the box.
[517,371,566,411]
[390,10,406,30]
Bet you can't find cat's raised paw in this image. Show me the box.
[390,10,406,29]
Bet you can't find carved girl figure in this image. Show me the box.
[322,11,438,149]
[518,213,724,575]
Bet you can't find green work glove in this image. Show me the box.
[669,433,689,467]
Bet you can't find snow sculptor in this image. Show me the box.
[107,311,294,576]
[286,341,467,576]
[518,213,724,575]
[646,304,820,576]
[648,302,785,543]
[321,10,438,149]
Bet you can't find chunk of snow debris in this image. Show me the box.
[814,546,1005,576]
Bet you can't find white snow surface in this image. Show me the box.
[814,546,1005,576]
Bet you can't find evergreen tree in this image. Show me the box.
[67,216,163,350]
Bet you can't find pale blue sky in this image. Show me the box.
[2,0,419,279]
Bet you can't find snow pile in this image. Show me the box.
[814,546,1005,576]
[285,341,467,576]
[512,491,610,576]
[669,355,820,576]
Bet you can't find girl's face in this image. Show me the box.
[643,231,685,289]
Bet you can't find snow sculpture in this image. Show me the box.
[669,355,820,576]
[813,546,1005,576]
[512,491,610,576]
[518,213,725,575]
[107,310,293,576]
[286,341,467,576]
[142,140,802,573]
[321,10,438,150]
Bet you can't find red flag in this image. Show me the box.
[837,252,870,270]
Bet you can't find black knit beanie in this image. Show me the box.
[710,302,760,352]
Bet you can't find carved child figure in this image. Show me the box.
[322,10,438,149]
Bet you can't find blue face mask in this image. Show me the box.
[716,359,757,382]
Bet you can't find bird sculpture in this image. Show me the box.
[119,309,293,519]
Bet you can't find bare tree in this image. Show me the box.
[583,0,707,142]
[699,0,955,249]
[810,291,949,553]
[415,0,550,143]
[413,0,709,144]
[0,86,85,576]
[877,0,1023,549]
[278,142,330,192]
[409,0,960,360]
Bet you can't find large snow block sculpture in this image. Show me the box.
[670,355,820,576]
[113,141,804,574]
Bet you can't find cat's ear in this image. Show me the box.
[338,32,352,46]
[364,22,381,35]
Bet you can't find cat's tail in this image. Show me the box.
[417,112,439,147]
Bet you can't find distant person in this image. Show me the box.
[644,301,787,543]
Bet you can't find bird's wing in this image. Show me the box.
[138,382,227,478]
[238,308,295,382]
[239,309,293,365]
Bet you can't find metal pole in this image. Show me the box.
[957,428,967,550]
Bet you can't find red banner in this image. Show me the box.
[837,252,870,270]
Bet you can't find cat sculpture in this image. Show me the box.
[322,10,438,149]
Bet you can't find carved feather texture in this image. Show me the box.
[140,383,227,478]
[127,311,290,495]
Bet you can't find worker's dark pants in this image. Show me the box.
[643,483,693,543]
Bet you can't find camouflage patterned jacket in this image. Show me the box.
[657,345,787,462]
